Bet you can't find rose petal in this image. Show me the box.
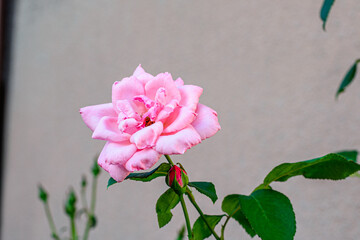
[163,106,196,133]
[118,118,140,134]
[98,158,130,182]
[145,72,181,104]
[125,148,161,171]
[174,77,184,87]
[155,126,201,154]
[133,95,154,109]
[156,99,178,122]
[80,103,117,131]
[98,142,137,181]
[178,85,203,112]
[112,76,145,113]
[116,100,140,120]
[192,104,221,140]
[130,122,163,149]
[98,141,137,165]
[133,64,154,86]
[155,87,167,105]
[92,116,131,142]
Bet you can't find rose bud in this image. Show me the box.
[166,165,189,194]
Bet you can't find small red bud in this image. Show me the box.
[166,165,188,194]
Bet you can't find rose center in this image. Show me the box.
[144,116,155,127]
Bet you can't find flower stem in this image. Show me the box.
[179,194,193,240]
[220,206,240,240]
[81,181,88,212]
[43,201,60,240]
[164,155,175,166]
[186,188,221,240]
[83,174,98,240]
[70,215,77,240]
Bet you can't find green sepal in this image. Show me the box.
[156,188,180,228]
[65,190,77,217]
[320,0,335,30]
[180,171,189,189]
[192,215,225,240]
[336,59,360,98]
[224,190,296,240]
[188,182,218,204]
[38,185,48,203]
[222,195,256,237]
[259,153,360,189]
[166,168,189,195]
[91,156,101,177]
[89,215,97,228]
[81,175,87,188]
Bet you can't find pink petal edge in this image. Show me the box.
[155,126,202,155]
[130,122,163,149]
[80,103,117,131]
[92,116,131,142]
[125,148,161,172]
[99,141,137,165]
[178,85,203,112]
[191,104,221,140]
[163,106,196,134]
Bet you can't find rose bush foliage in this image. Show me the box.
[80,65,220,182]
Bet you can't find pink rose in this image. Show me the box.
[80,65,220,182]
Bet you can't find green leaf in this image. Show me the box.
[232,190,296,240]
[156,188,180,228]
[336,150,358,162]
[261,153,360,188]
[107,177,117,189]
[222,195,256,237]
[127,163,171,182]
[320,0,335,30]
[192,215,224,240]
[107,163,171,188]
[176,225,185,240]
[188,182,218,203]
[38,185,48,203]
[336,59,360,98]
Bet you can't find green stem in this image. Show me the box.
[71,215,77,240]
[220,206,241,240]
[43,202,60,240]
[90,175,98,214]
[81,185,88,212]
[179,194,192,240]
[83,175,98,240]
[186,188,221,240]
[164,154,175,166]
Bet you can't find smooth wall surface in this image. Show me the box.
[3,1,360,239]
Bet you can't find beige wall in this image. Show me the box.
[3,1,360,239]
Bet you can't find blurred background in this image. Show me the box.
[1,0,360,239]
